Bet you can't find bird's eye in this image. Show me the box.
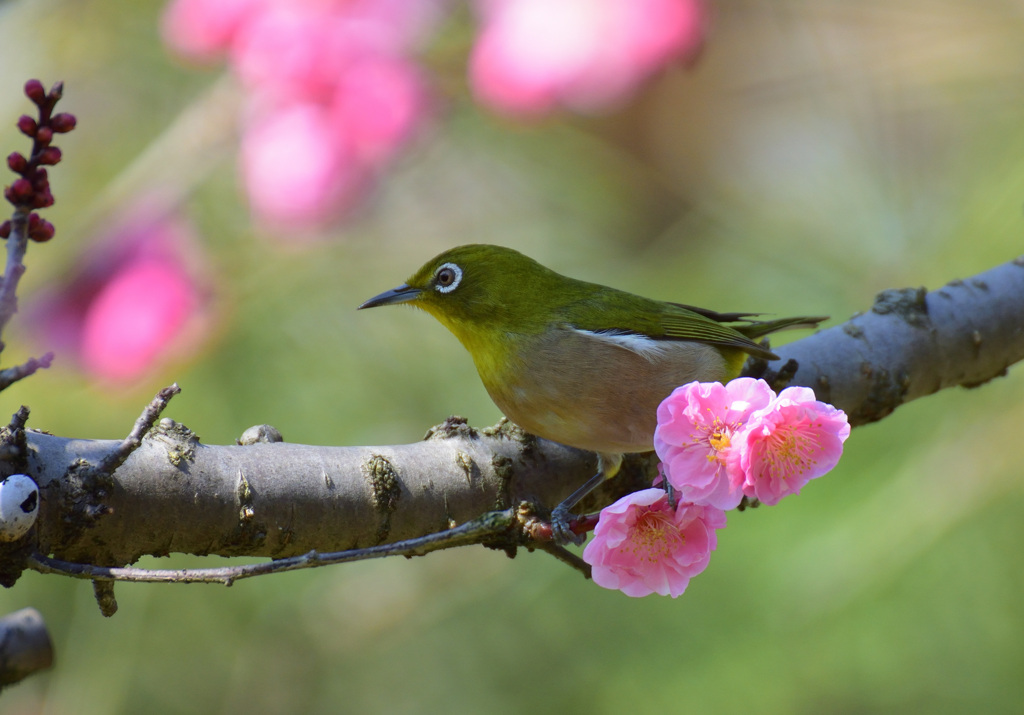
[434,262,463,294]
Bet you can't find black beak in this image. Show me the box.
[358,284,422,310]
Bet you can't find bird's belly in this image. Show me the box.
[481,332,731,454]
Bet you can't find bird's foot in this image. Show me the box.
[664,479,678,510]
[550,504,584,546]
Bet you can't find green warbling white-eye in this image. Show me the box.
[359,244,825,542]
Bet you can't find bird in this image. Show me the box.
[359,244,824,543]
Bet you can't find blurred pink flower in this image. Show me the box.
[161,0,266,62]
[80,259,200,382]
[470,0,704,116]
[737,386,851,505]
[331,57,429,165]
[240,102,368,227]
[29,211,211,384]
[162,0,441,231]
[231,5,364,103]
[654,378,773,511]
[583,488,725,598]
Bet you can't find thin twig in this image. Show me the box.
[27,508,520,585]
[0,207,30,339]
[0,351,53,391]
[97,383,181,475]
[8,406,29,432]
[0,405,31,463]
[535,542,592,578]
[92,580,117,618]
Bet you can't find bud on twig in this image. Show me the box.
[7,154,27,173]
[36,148,61,166]
[3,78,75,218]
[28,217,54,242]
[23,80,45,105]
[50,114,76,133]
[31,190,54,209]
[16,116,37,137]
[6,179,33,203]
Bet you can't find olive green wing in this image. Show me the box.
[562,288,782,360]
[657,304,781,359]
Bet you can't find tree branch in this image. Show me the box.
[26,418,603,567]
[27,507,528,585]
[3,254,1022,590]
[773,256,1024,425]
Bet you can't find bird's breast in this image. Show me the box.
[476,326,732,454]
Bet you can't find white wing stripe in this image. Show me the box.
[573,328,669,361]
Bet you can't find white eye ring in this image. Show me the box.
[434,262,463,293]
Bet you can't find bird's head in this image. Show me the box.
[359,244,564,341]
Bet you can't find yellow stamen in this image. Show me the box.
[629,508,684,562]
[759,425,817,480]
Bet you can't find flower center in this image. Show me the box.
[696,415,735,465]
[762,424,818,479]
[630,508,683,562]
[708,428,731,454]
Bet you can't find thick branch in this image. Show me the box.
[27,418,602,566]
[774,256,1024,425]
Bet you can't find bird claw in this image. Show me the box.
[550,505,584,546]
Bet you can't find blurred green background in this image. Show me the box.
[2,0,1024,712]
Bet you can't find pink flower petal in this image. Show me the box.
[654,378,774,510]
[583,488,725,598]
[737,387,851,505]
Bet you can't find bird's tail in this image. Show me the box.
[736,315,828,341]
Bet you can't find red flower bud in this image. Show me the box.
[29,218,55,242]
[50,113,77,133]
[32,190,54,208]
[9,178,33,202]
[0,221,10,239]
[17,115,37,137]
[37,147,61,165]
[27,212,40,230]
[24,80,46,105]
[7,153,27,173]
[35,127,53,146]
[32,171,50,193]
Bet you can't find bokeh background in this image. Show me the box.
[2,0,1024,712]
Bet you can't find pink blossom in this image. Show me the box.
[583,488,725,598]
[163,0,441,231]
[80,260,200,382]
[654,378,774,510]
[330,57,429,165]
[162,0,266,62]
[28,210,211,384]
[737,387,851,505]
[470,0,704,116]
[231,5,367,103]
[240,102,369,228]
